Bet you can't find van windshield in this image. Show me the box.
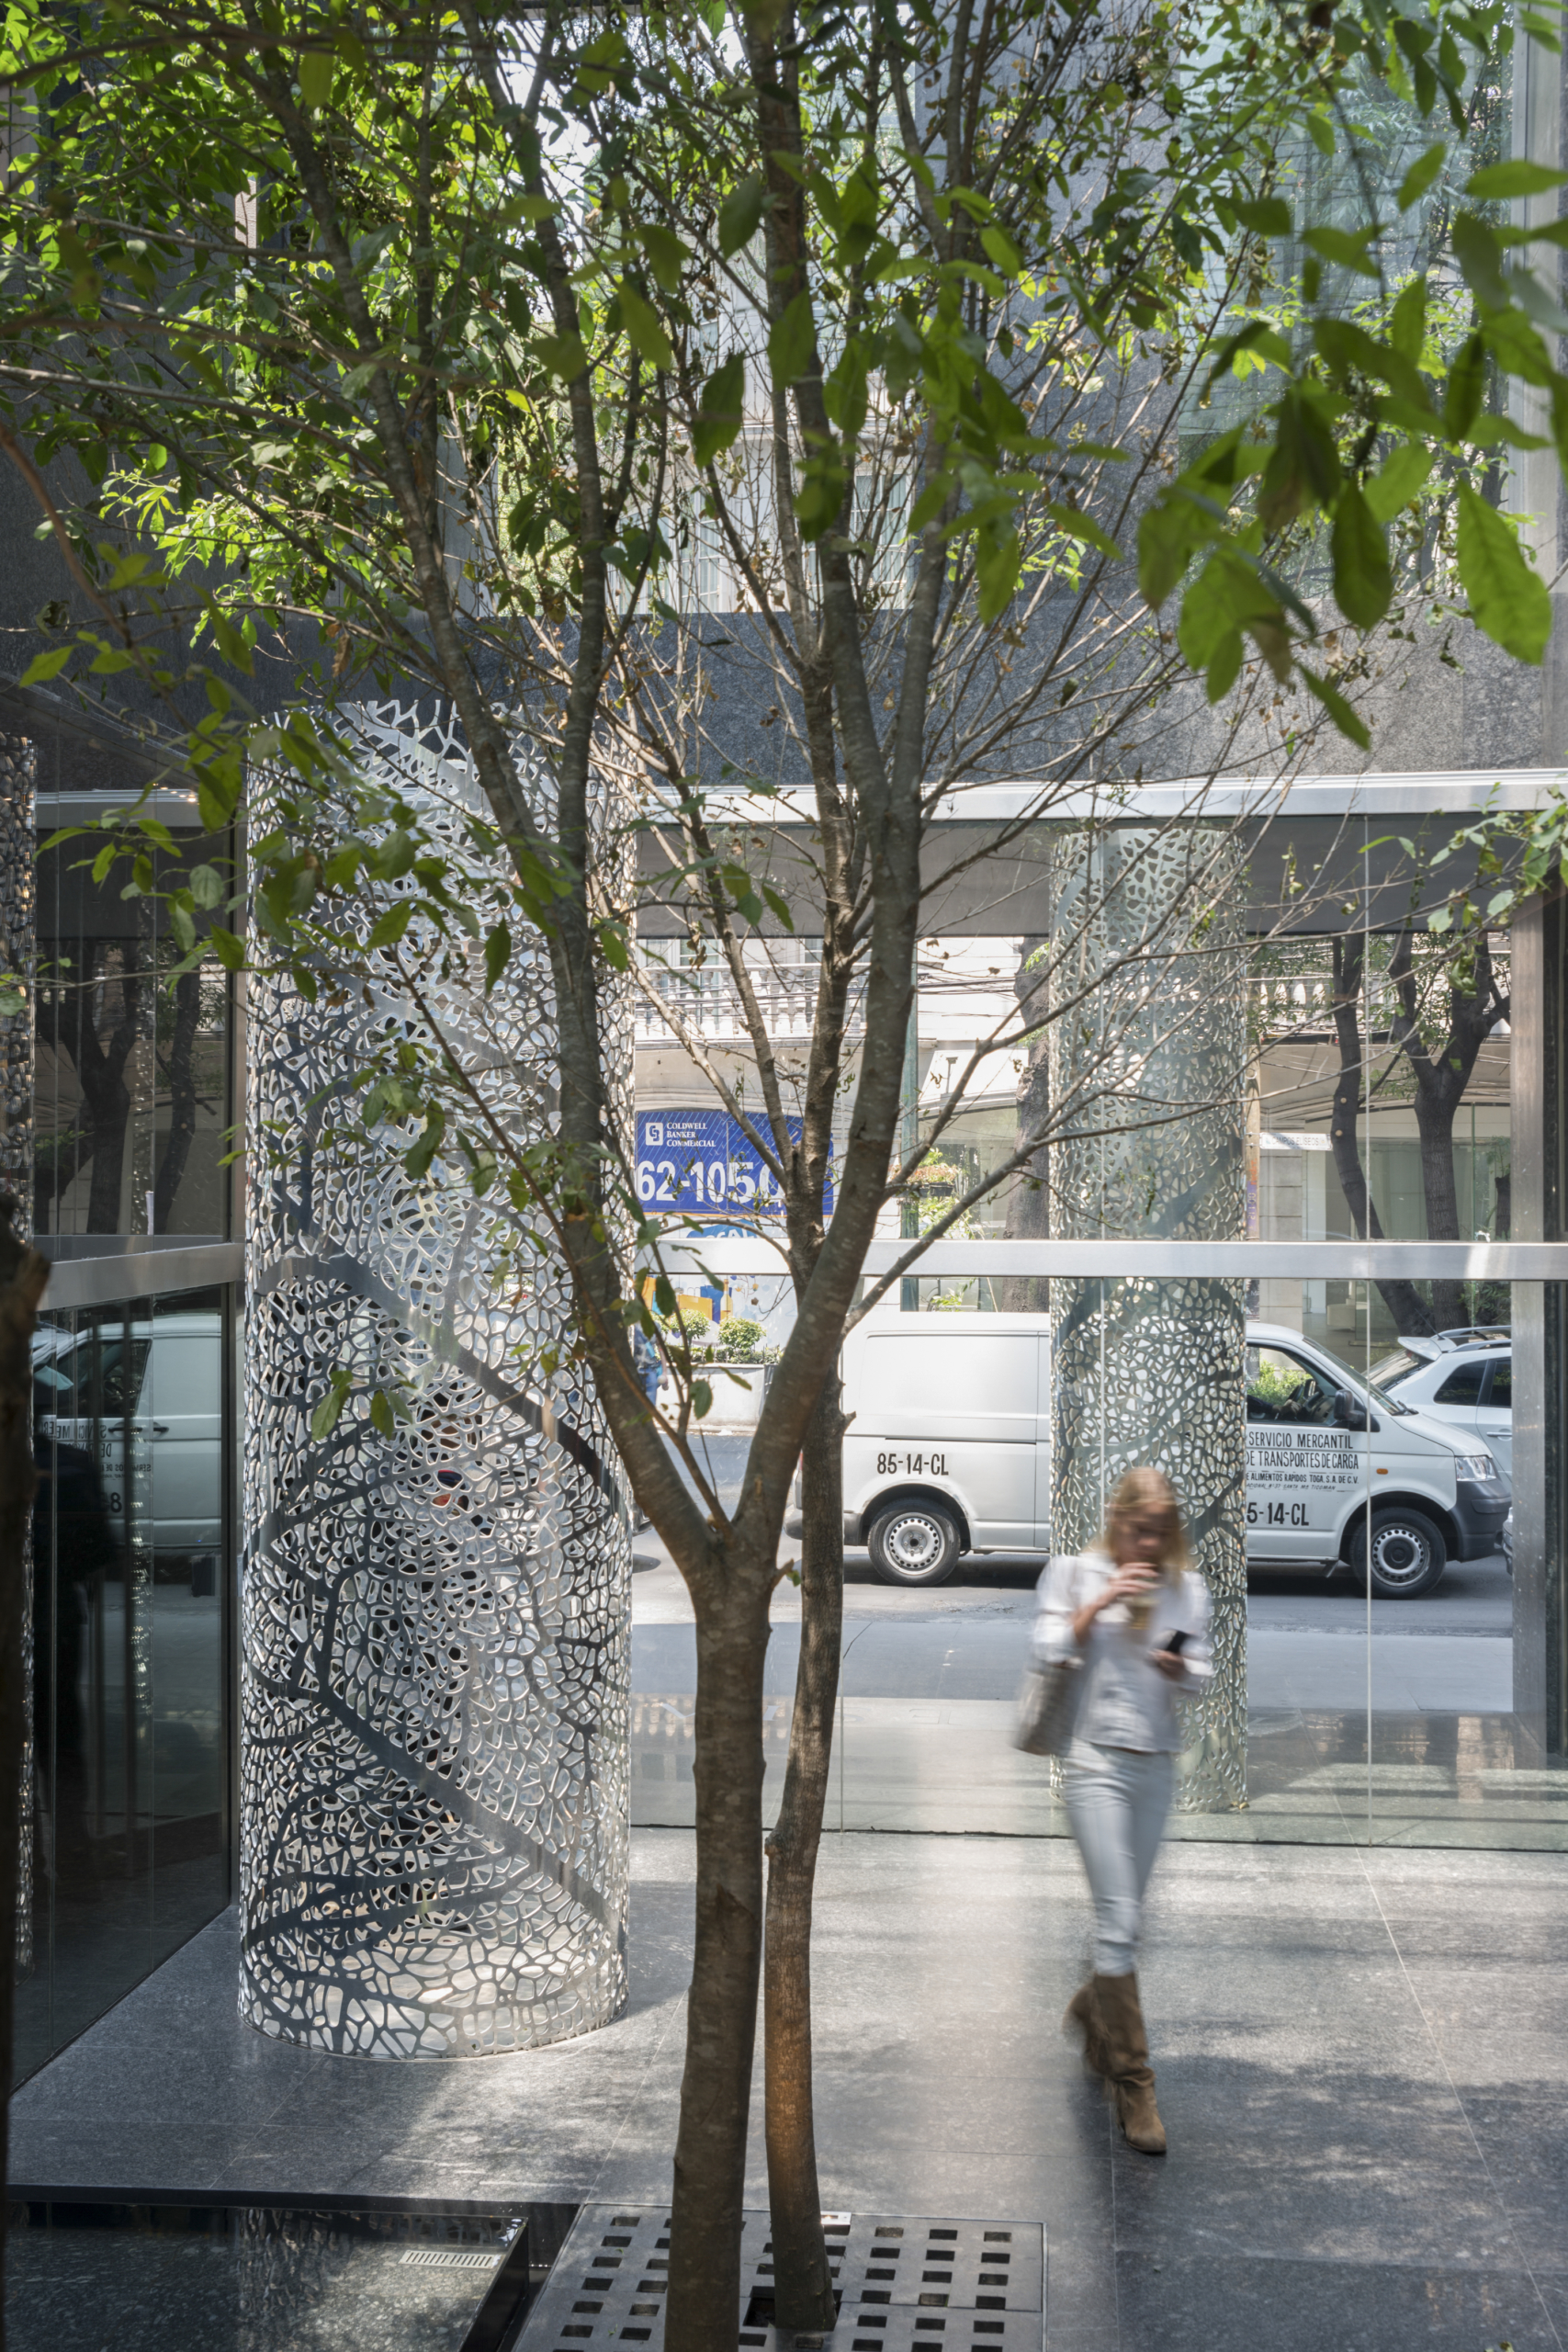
[1306,1340,1411,1416]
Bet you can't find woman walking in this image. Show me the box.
[1036,1466,1212,2154]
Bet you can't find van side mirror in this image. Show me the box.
[1332,1388,1378,1434]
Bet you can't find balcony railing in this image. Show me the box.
[635,962,865,1045]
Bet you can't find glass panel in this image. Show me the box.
[18,1283,232,2084]
[146,1287,227,1965]
[33,782,233,1240]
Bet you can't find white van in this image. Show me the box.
[33,1309,223,1561]
[795,1311,1509,1599]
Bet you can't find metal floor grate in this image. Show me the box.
[518,2205,1043,2352]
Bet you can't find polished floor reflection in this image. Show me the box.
[6,2201,535,2352]
[628,1528,1568,1848]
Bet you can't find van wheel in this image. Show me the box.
[1349,1508,1447,1599]
[867,1499,961,1588]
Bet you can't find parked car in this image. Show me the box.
[1370,1327,1511,1490]
[32,1310,222,1564]
[787,1312,1508,1598]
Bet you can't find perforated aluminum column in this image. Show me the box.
[241,709,631,2053]
[1048,823,1247,1810]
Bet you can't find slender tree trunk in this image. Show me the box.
[1387,927,1508,1335]
[1328,937,1435,1337]
[1414,1085,1467,1330]
[0,1198,50,2346]
[152,965,204,1231]
[665,1567,773,2352]
[764,1374,846,2335]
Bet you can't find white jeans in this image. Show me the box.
[1063,1744,1175,1977]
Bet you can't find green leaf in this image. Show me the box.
[692,352,746,469]
[1455,481,1552,662]
[1452,212,1509,309]
[617,281,673,372]
[404,1104,446,1178]
[1391,276,1427,361]
[536,332,588,382]
[654,1273,677,1319]
[1443,331,1489,437]
[484,922,511,992]
[1303,669,1371,750]
[719,174,766,257]
[1233,195,1292,237]
[635,220,686,293]
[188,863,225,910]
[1330,483,1393,628]
[1305,113,1336,159]
[1364,443,1434,522]
[1466,160,1568,199]
[368,1388,397,1437]
[1177,546,1278,672]
[975,528,1021,626]
[19,645,72,686]
[297,41,334,109]
[367,900,413,948]
[1397,142,1448,211]
[209,925,245,971]
[310,1366,353,1442]
[767,291,817,390]
[692,1379,714,1420]
[1302,224,1380,279]
[1046,503,1121,559]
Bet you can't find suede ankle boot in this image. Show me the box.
[1062,1979,1111,2081]
[1092,1971,1167,2154]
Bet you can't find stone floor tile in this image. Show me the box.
[1112,2249,1558,2352]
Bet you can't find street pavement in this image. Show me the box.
[632,1430,1516,1714]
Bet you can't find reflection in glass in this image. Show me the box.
[18,1285,229,2082]
[34,819,232,1239]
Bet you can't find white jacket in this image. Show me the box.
[1033,1547,1213,1755]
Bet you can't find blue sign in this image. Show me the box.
[636,1110,833,1218]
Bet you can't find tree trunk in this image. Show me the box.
[1328,938,1435,1337]
[152,964,204,1231]
[763,1375,846,2335]
[0,1197,50,2347]
[37,942,143,1236]
[1387,926,1509,1336]
[665,1568,773,2352]
[1414,1085,1467,1330]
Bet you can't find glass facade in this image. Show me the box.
[629,794,1568,1859]
[9,718,243,2085]
[33,795,235,1245]
[19,1283,236,2084]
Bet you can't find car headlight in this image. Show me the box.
[1454,1453,1498,1483]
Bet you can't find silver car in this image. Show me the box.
[1370,1327,1512,1493]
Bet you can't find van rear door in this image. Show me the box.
[856,1325,1040,1546]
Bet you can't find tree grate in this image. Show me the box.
[517,2205,1043,2352]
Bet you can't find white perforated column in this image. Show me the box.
[241,709,631,2054]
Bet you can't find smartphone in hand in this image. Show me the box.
[1155,1627,1190,1659]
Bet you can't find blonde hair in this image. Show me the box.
[1099,1466,1190,1592]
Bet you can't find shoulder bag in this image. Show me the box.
[1014,1555,1088,1756]
[1013,1652,1084,1755]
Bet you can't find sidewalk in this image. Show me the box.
[9,1830,1567,2351]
